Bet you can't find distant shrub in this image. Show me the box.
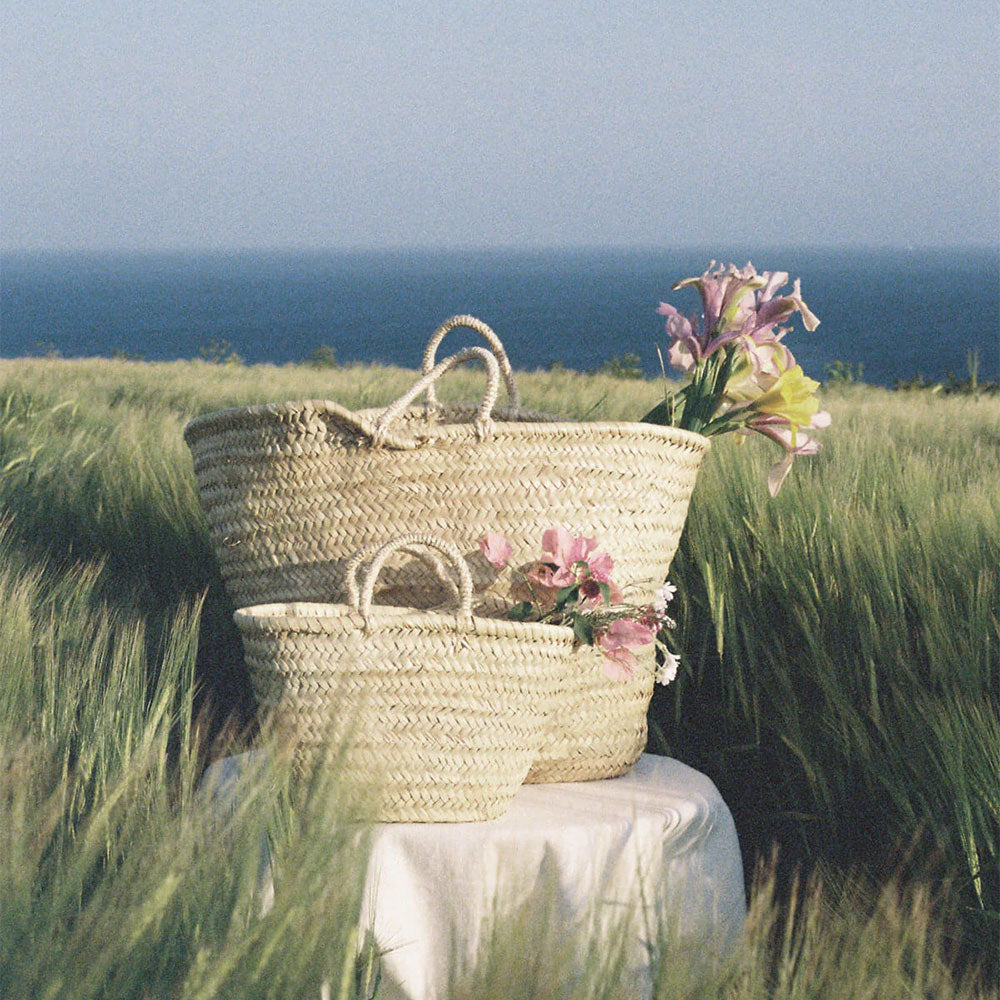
[894,352,997,395]
[893,373,943,392]
[110,349,146,361]
[31,342,62,359]
[943,348,999,395]
[596,353,643,379]
[824,359,865,384]
[197,338,243,365]
[307,344,338,369]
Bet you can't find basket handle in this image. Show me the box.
[422,315,521,414]
[345,534,474,629]
[372,346,500,448]
[342,542,461,606]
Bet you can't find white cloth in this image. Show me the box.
[202,753,745,999]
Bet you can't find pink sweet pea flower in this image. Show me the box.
[479,531,513,569]
[541,526,616,588]
[585,548,616,584]
[600,643,639,680]
[605,618,657,647]
[541,526,595,571]
[597,619,656,679]
[540,525,574,572]
[577,575,624,609]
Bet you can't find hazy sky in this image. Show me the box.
[2,1,998,250]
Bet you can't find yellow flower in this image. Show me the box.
[750,365,821,429]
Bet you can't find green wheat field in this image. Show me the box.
[0,356,997,999]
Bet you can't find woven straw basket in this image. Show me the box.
[184,316,710,614]
[524,643,656,783]
[189,316,709,784]
[233,534,575,822]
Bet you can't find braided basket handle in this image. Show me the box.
[373,347,500,447]
[345,534,474,629]
[342,542,460,607]
[422,315,521,414]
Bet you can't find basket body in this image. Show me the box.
[234,602,574,822]
[184,401,708,611]
[525,644,655,783]
[190,395,709,788]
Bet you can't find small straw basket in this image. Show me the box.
[233,534,575,822]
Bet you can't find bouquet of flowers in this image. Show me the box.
[642,261,831,495]
[479,527,681,685]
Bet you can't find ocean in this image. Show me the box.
[1,247,997,386]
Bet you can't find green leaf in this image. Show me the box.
[507,601,534,622]
[572,616,595,645]
[555,585,578,607]
[598,581,612,605]
[641,399,673,424]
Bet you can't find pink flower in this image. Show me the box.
[673,261,765,340]
[586,549,616,584]
[479,531,513,569]
[605,618,657,647]
[657,304,700,373]
[597,619,656,680]
[540,525,574,565]
[667,336,697,374]
[576,575,624,609]
[540,525,619,590]
[746,410,832,496]
[600,643,639,680]
[541,526,594,577]
[659,263,819,375]
[754,276,820,334]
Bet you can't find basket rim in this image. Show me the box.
[183,398,711,452]
[233,600,580,644]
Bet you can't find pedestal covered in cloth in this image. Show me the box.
[202,753,746,999]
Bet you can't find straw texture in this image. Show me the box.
[187,317,710,785]
[524,644,656,783]
[184,328,709,614]
[234,535,575,822]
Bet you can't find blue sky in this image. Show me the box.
[2,0,997,250]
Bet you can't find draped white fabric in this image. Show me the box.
[202,753,746,999]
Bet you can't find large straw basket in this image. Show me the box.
[184,316,710,614]
[233,535,575,822]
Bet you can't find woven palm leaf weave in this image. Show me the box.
[234,535,575,822]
